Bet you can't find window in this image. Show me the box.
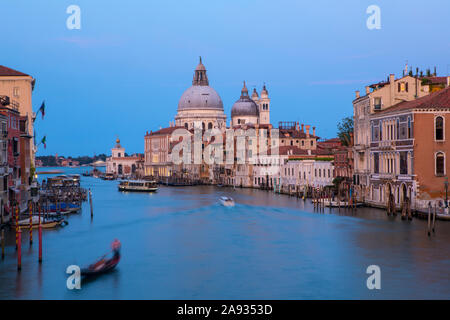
[13,87,19,97]
[407,117,412,138]
[208,122,213,130]
[435,116,444,141]
[436,152,445,176]
[374,153,379,174]
[310,141,313,146]
[302,141,304,146]
[400,152,408,175]
[396,119,400,139]
[374,97,382,110]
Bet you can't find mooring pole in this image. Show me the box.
[15,205,18,249]
[38,224,42,263]
[29,202,33,245]
[89,189,93,217]
[432,203,436,234]
[17,228,22,271]
[1,229,4,259]
[427,203,431,236]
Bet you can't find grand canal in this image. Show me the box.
[0,167,449,299]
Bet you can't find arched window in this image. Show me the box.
[436,152,445,176]
[184,123,188,129]
[202,122,205,130]
[208,122,213,130]
[435,116,444,141]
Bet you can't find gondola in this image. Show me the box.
[81,239,121,277]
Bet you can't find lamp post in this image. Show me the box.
[444,177,448,208]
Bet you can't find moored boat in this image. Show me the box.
[13,216,68,229]
[118,180,158,192]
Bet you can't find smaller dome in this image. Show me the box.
[231,81,259,118]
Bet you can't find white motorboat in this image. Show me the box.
[219,196,235,207]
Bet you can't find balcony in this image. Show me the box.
[378,140,395,150]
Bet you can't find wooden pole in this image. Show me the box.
[432,203,436,234]
[15,205,18,249]
[17,228,21,271]
[1,229,4,259]
[38,224,42,263]
[29,202,33,245]
[427,204,431,236]
[89,189,93,217]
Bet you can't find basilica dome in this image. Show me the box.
[177,57,223,112]
[231,82,259,117]
[178,85,223,111]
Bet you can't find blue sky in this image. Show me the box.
[1,0,449,156]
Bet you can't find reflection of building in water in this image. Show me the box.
[106,138,143,177]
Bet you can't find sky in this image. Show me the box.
[1,0,449,157]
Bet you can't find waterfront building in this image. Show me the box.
[144,58,322,190]
[0,112,7,223]
[0,66,35,164]
[353,70,449,202]
[367,86,450,212]
[106,138,143,178]
[144,127,182,178]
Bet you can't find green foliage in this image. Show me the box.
[337,116,353,146]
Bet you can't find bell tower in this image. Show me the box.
[258,84,270,125]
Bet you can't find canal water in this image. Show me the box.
[0,167,449,299]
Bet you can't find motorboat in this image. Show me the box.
[118,180,158,192]
[219,196,235,207]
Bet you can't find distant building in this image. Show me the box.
[106,138,143,177]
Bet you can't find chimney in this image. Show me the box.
[355,90,360,98]
[312,126,316,136]
[305,125,310,138]
[301,124,304,132]
[296,121,300,131]
[365,86,370,94]
[389,74,395,84]
[447,76,450,88]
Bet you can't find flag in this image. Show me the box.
[41,136,46,149]
[38,101,45,119]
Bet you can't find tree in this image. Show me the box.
[337,116,353,146]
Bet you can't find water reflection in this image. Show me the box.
[0,167,449,299]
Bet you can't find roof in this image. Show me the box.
[375,86,450,116]
[420,76,447,85]
[146,126,185,136]
[0,65,30,77]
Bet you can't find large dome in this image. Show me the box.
[231,81,259,117]
[178,85,224,111]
